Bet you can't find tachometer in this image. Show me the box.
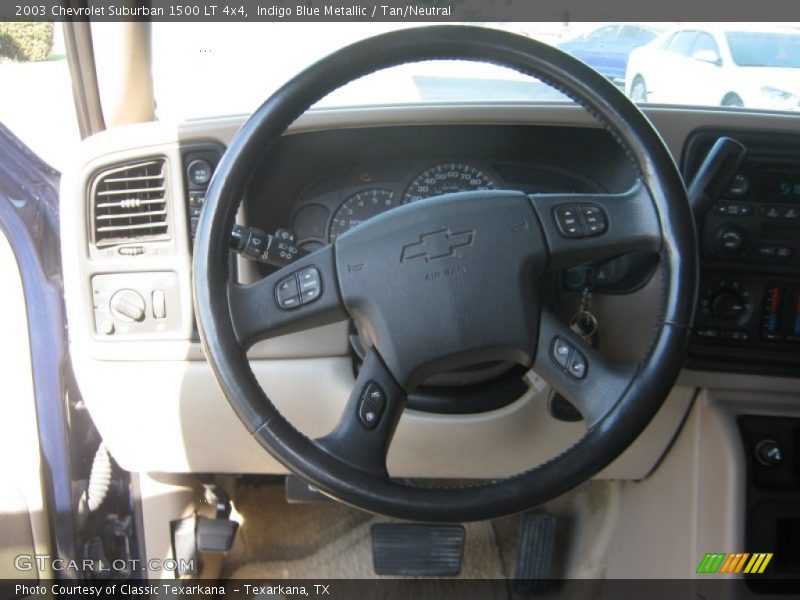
[329,188,396,241]
[403,163,496,203]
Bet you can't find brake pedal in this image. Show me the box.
[371,523,465,576]
[195,479,238,552]
[514,512,558,593]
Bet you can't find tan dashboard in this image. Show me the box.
[61,103,800,476]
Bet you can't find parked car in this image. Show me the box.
[626,24,800,110]
[557,23,663,84]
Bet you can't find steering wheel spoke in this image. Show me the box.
[317,348,407,478]
[530,181,662,270]
[226,244,348,347]
[533,308,639,428]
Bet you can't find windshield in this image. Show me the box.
[726,31,800,68]
[4,21,800,172]
[150,23,571,120]
[149,21,800,121]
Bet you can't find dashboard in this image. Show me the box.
[291,156,605,250]
[59,104,800,478]
[182,120,800,376]
[245,124,635,256]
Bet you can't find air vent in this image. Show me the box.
[91,159,170,246]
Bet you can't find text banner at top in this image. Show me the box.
[3,0,800,22]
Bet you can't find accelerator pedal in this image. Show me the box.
[371,523,465,576]
[514,512,558,593]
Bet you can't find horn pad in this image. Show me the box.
[334,190,547,390]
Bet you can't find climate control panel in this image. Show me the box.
[695,277,754,344]
[691,272,800,370]
[761,283,800,344]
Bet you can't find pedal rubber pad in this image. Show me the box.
[196,516,239,553]
[514,512,557,593]
[371,523,465,576]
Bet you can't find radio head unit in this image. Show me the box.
[703,164,800,265]
[683,130,800,374]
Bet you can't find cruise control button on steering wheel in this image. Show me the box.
[358,382,386,429]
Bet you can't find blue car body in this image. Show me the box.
[558,24,662,83]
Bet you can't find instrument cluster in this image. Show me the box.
[290,160,597,251]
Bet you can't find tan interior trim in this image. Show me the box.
[0,232,52,581]
[90,22,155,127]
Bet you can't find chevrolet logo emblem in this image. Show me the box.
[400,228,475,262]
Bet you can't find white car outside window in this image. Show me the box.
[626,24,800,111]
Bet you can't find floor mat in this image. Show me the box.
[225,479,618,589]
[225,480,371,572]
[231,516,509,579]
[226,481,512,580]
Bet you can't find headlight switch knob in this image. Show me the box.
[109,289,146,323]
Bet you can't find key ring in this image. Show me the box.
[570,310,598,341]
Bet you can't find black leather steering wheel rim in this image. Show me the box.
[193,25,697,522]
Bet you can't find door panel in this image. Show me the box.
[0,230,52,584]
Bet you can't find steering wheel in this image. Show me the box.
[193,25,697,522]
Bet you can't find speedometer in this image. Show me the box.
[329,188,396,241]
[403,163,496,203]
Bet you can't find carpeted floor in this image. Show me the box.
[225,480,521,580]
[224,478,616,597]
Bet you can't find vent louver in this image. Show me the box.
[91,159,169,245]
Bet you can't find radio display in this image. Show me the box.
[757,171,800,202]
[777,181,800,198]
